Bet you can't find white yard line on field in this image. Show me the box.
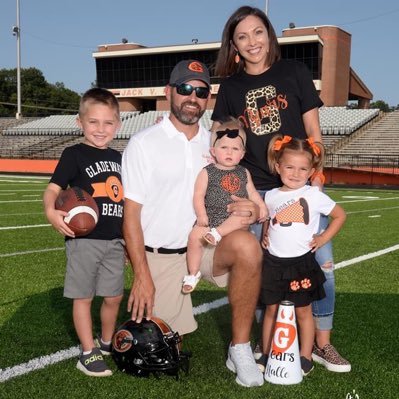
[342,196,379,199]
[0,224,50,230]
[0,189,45,192]
[0,182,46,185]
[0,212,45,218]
[345,206,399,214]
[0,175,48,182]
[337,196,399,204]
[334,244,399,270]
[0,199,42,203]
[0,347,81,383]
[0,247,64,258]
[0,244,398,383]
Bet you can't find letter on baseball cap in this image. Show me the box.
[169,60,210,87]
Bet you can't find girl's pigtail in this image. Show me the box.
[267,134,290,174]
[306,137,325,171]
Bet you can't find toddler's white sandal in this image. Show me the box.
[203,228,222,246]
[182,271,202,294]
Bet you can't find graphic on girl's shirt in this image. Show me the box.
[272,198,309,227]
[220,173,242,193]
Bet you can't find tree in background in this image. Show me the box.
[0,67,80,117]
[348,100,394,112]
[370,100,391,113]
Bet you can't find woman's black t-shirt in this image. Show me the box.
[212,59,323,190]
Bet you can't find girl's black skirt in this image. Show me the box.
[260,250,326,307]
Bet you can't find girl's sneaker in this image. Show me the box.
[253,342,262,360]
[255,353,268,373]
[300,356,314,376]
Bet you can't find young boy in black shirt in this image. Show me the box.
[43,88,124,377]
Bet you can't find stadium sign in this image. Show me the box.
[111,84,219,98]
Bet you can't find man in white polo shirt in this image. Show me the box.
[122,60,264,387]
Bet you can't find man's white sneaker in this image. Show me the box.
[226,342,264,387]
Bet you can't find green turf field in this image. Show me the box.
[0,175,398,398]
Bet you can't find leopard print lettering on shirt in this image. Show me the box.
[245,85,281,136]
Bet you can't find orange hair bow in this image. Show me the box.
[306,137,321,156]
[273,135,292,151]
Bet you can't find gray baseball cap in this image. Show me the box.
[169,60,210,87]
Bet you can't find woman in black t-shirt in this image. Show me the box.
[211,5,351,374]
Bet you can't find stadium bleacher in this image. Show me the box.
[0,116,41,132]
[4,115,81,136]
[117,111,164,138]
[335,110,399,155]
[116,109,213,138]
[3,112,139,137]
[319,107,379,136]
[0,107,391,160]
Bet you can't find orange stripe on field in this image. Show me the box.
[0,159,58,174]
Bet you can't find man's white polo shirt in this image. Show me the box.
[122,116,212,249]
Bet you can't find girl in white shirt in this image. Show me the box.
[259,134,346,376]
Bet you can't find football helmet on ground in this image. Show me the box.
[112,317,190,378]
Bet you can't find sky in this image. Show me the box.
[1,0,399,106]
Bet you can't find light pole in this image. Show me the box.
[13,0,22,119]
[265,0,269,15]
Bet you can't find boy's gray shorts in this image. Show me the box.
[64,238,125,299]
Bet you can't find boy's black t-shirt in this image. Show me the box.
[50,143,123,240]
[212,59,324,190]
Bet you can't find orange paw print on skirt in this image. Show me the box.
[290,280,300,291]
[301,278,312,289]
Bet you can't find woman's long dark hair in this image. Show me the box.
[214,6,281,78]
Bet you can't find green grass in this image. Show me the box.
[0,178,398,398]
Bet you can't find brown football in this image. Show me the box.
[55,187,99,236]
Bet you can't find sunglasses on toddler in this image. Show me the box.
[173,83,210,99]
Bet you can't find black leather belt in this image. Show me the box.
[145,245,187,254]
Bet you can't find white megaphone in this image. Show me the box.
[264,300,302,385]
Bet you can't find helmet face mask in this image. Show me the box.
[112,317,189,378]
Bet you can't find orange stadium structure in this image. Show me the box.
[92,25,373,113]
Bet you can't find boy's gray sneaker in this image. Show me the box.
[76,347,112,377]
[226,342,264,387]
[94,337,112,355]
